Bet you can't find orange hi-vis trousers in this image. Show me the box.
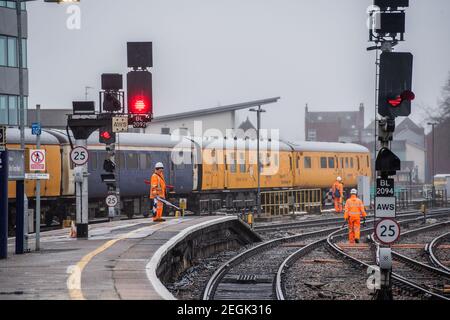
[334,198,343,213]
[347,214,361,244]
[152,198,164,222]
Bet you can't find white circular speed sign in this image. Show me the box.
[106,194,118,207]
[70,146,89,166]
[375,218,401,245]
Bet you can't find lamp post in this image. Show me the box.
[249,106,266,218]
[427,122,438,207]
[14,0,80,254]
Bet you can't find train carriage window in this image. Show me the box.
[146,154,152,169]
[118,153,125,169]
[139,153,147,170]
[304,157,312,169]
[350,158,354,168]
[328,157,335,169]
[345,157,349,168]
[239,153,246,173]
[88,152,97,171]
[320,157,327,169]
[229,153,236,173]
[127,153,138,169]
[296,156,300,169]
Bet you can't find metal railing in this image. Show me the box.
[261,189,322,216]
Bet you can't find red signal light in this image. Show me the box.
[129,95,151,115]
[101,131,111,140]
[388,96,402,107]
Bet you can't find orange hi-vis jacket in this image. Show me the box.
[344,195,367,220]
[150,172,166,199]
[332,181,344,199]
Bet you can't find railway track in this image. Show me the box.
[369,222,450,297]
[203,209,450,300]
[275,215,439,300]
[427,232,450,273]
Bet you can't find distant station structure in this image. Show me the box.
[26,97,279,138]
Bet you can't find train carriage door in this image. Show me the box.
[211,149,219,188]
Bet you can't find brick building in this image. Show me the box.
[305,103,365,143]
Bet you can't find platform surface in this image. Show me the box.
[0,216,231,300]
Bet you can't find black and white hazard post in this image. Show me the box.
[367,0,414,300]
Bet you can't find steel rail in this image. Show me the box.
[202,226,340,300]
[328,217,449,300]
[427,232,450,273]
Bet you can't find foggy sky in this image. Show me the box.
[26,0,450,140]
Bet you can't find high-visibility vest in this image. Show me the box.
[332,182,343,198]
[150,173,166,199]
[344,196,367,220]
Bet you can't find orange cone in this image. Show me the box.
[70,221,77,238]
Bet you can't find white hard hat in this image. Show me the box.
[337,176,342,181]
[351,189,358,195]
[155,162,164,169]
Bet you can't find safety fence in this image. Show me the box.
[397,186,448,209]
[261,189,322,216]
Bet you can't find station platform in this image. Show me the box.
[0,215,240,300]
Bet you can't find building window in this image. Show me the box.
[0,96,6,124]
[307,129,317,141]
[8,96,18,125]
[161,127,170,135]
[0,35,27,68]
[0,95,27,126]
[0,36,6,66]
[0,1,27,10]
[320,157,327,169]
[328,157,335,168]
[304,157,312,169]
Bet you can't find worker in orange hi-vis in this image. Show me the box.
[332,176,344,213]
[150,162,166,222]
[344,189,367,244]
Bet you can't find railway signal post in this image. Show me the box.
[0,146,8,259]
[368,0,414,300]
[68,101,110,238]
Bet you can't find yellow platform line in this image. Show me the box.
[67,222,173,300]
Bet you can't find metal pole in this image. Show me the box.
[257,106,261,218]
[15,0,25,255]
[432,124,435,208]
[75,139,89,238]
[35,105,41,250]
[0,149,8,259]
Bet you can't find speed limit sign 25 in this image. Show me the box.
[70,146,89,166]
[375,219,401,245]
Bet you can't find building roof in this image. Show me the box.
[152,97,280,123]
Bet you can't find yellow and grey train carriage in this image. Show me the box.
[5,126,371,222]
[196,137,371,210]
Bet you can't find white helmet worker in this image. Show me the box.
[337,176,342,182]
[351,189,358,195]
[155,162,164,169]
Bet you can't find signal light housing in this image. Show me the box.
[127,71,153,116]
